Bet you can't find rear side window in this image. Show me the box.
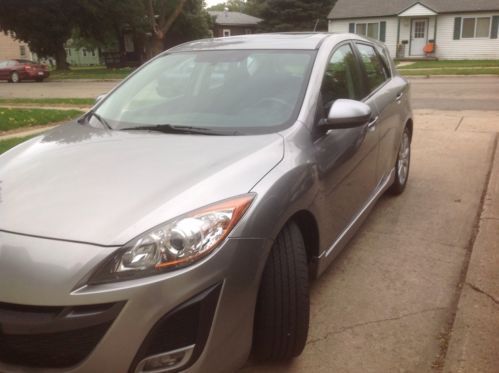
[320,44,362,112]
[356,43,388,93]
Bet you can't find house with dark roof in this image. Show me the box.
[328,0,499,59]
[208,10,262,38]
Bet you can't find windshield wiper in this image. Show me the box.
[121,124,234,136]
[78,110,112,130]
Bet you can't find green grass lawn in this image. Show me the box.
[0,108,84,132]
[398,60,499,70]
[401,67,499,76]
[0,98,94,107]
[0,136,34,155]
[50,66,134,80]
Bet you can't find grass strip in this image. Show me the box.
[0,108,83,132]
[398,60,499,69]
[0,136,35,155]
[0,98,94,107]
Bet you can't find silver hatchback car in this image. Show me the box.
[0,33,412,373]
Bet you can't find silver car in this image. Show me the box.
[0,33,412,373]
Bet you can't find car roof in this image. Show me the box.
[168,33,338,52]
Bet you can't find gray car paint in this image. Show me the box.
[0,33,412,373]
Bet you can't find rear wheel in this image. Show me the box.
[388,126,411,195]
[10,72,20,83]
[35,77,44,82]
[253,222,310,361]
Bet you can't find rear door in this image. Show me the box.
[354,42,406,184]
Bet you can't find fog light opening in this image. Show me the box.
[136,345,195,373]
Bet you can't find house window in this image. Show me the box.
[91,50,96,57]
[67,48,72,56]
[223,29,231,37]
[462,17,491,38]
[82,49,87,57]
[19,45,26,57]
[245,28,252,34]
[355,23,380,40]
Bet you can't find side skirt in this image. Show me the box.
[314,169,396,277]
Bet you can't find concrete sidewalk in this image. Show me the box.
[443,133,499,373]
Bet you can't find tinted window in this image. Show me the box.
[356,43,388,93]
[320,44,362,112]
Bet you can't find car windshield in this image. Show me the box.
[94,50,316,134]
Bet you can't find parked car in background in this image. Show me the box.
[0,59,49,82]
[0,33,412,373]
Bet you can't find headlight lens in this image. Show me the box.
[88,194,255,284]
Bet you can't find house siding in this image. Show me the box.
[435,12,499,59]
[329,17,399,57]
[0,32,32,60]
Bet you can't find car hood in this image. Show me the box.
[0,123,284,246]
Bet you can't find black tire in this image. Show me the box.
[388,126,411,195]
[253,222,310,361]
[35,78,44,82]
[10,72,20,83]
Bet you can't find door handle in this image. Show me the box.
[367,116,378,131]
[396,92,404,103]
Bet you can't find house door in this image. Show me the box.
[411,19,427,56]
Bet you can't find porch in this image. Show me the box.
[396,3,438,59]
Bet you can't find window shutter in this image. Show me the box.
[349,23,355,33]
[453,17,462,40]
[380,21,386,42]
[492,16,499,39]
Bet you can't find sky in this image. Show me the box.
[205,0,225,7]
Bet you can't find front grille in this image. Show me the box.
[0,301,124,369]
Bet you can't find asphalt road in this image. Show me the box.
[409,76,499,111]
[1,76,498,111]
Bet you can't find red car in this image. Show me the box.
[0,59,50,83]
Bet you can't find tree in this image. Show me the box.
[256,0,336,32]
[0,0,80,70]
[146,0,190,55]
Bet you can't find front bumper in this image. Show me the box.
[0,231,271,373]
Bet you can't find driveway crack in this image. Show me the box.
[466,282,499,306]
[307,307,447,345]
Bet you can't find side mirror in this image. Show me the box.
[320,99,372,130]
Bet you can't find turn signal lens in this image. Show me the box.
[88,194,255,284]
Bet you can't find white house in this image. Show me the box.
[328,0,499,59]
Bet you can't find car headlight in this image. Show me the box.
[88,194,255,284]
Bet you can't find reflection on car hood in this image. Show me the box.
[0,123,284,245]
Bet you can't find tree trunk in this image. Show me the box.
[149,35,165,58]
[55,44,69,70]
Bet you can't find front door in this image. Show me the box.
[313,43,379,252]
[411,19,427,56]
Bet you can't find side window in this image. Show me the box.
[320,44,362,114]
[356,43,388,93]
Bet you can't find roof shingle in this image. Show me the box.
[208,11,262,26]
[328,0,499,19]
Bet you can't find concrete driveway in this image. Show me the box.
[241,108,499,372]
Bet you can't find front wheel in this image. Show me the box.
[252,222,310,361]
[388,126,411,195]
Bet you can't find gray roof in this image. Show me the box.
[328,0,499,19]
[208,11,262,26]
